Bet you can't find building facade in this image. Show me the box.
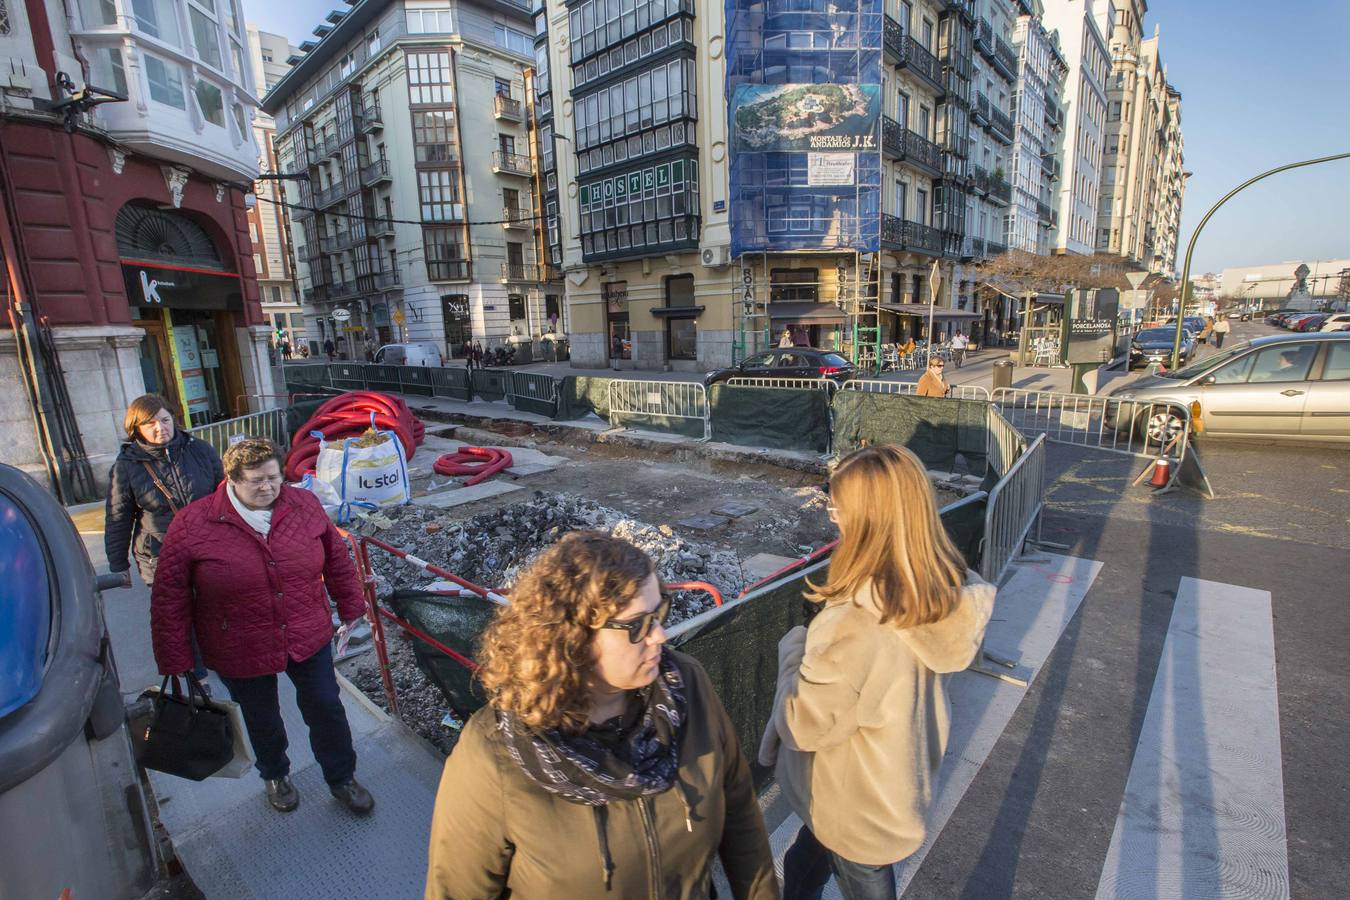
[1041,0,1110,256]
[263,0,564,363]
[1096,3,1185,275]
[1007,0,1067,255]
[535,0,1007,374]
[0,0,270,495]
[246,24,304,350]
[1218,259,1350,312]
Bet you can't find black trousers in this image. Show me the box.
[221,644,357,787]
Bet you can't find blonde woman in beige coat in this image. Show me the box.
[759,445,995,900]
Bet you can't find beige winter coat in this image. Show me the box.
[758,576,995,866]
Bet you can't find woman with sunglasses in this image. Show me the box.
[759,445,994,900]
[915,355,949,397]
[426,531,777,900]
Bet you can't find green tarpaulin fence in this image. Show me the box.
[471,369,511,402]
[831,391,989,473]
[709,385,831,453]
[555,375,613,421]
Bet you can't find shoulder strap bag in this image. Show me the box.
[142,462,181,514]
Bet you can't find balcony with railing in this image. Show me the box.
[941,0,976,22]
[313,181,350,209]
[303,285,330,304]
[502,205,532,228]
[427,259,472,281]
[366,216,396,239]
[993,36,1017,79]
[1044,102,1061,130]
[491,151,532,176]
[972,92,990,124]
[316,133,341,158]
[500,262,544,282]
[971,236,987,258]
[976,19,993,54]
[361,158,392,186]
[990,174,1012,205]
[1040,151,1055,176]
[371,268,402,290]
[989,107,1014,143]
[972,165,990,195]
[881,215,944,256]
[494,95,524,121]
[882,116,942,175]
[318,231,352,254]
[898,37,943,92]
[356,104,383,132]
[883,14,904,63]
[1037,200,1053,223]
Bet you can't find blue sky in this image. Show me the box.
[245,0,1350,277]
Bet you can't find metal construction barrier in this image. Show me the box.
[980,433,1047,584]
[397,366,435,396]
[364,364,402,393]
[725,376,838,395]
[189,408,291,455]
[607,380,710,440]
[328,362,368,391]
[430,366,472,401]
[282,363,332,389]
[840,379,991,402]
[471,369,511,402]
[986,404,1027,480]
[509,371,559,417]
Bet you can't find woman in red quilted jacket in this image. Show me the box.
[151,438,374,815]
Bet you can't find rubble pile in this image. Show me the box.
[362,491,751,626]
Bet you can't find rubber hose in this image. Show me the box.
[432,447,514,487]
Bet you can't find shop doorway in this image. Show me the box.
[605,282,630,360]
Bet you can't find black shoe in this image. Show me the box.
[329,779,374,814]
[265,776,299,812]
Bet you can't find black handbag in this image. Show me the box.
[132,674,235,781]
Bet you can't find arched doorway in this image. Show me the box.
[117,203,245,425]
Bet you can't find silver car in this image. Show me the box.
[1107,333,1350,442]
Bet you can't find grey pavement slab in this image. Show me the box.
[410,480,523,508]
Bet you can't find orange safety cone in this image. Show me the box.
[1149,456,1171,487]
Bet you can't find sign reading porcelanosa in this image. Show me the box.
[121,262,243,311]
[730,84,880,153]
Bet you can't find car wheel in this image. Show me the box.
[1136,407,1186,447]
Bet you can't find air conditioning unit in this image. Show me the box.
[700,245,731,268]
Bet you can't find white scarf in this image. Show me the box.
[226,483,273,537]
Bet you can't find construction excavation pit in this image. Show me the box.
[334,417,975,753]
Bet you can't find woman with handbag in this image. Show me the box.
[759,445,995,900]
[425,531,778,899]
[151,438,374,815]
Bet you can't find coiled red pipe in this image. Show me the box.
[283,391,424,481]
[432,447,514,487]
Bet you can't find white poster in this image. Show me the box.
[807,153,855,186]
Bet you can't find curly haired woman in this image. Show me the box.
[424,531,778,900]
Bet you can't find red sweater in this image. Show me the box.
[151,483,365,678]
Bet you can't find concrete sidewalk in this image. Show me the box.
[75,506,445,899]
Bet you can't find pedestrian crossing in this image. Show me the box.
[765,561,1292,900]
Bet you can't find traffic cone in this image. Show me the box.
[1149,456,1171,487]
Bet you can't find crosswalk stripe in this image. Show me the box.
[1094,577,1289,899]
[766,553,1102,897]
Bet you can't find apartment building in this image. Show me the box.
[1007,0,1067,255]
[246,25,304,346]
[1149,84,1184,275]
[0,0,271,492]
[1041,0,1111,256]
[262,0,562,362]
[534,0,999,372]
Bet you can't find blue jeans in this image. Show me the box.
[782,826,897,900]
[220,644,357,787]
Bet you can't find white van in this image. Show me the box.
[374,342,443,367]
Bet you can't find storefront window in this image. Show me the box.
[667,318,696,360]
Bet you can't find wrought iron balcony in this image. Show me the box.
[319,232,351,254]
[972,166,990,195]
[993,36,1017,78]
[972,92,990,124]
[356,103,383,132]
[500,262,544,282]
[941,0,976,22]
[883,14,904,63]
[313,181,349,208]
[1044,102,1062,130]
[331,280,360,300]
[1037,200,1053,223]
[427,259,472,281]
[881,215,944,256]
[371,268,402,290]
[491,151,532,176]
[989,107,1014,143]
[494,95,524,121]
[882,117,943,176]
[898,37,943,93]
[366,216,396,239]
[1040,151,1055,176]
[971,237,987,258]
[990,175,1012,205]
[360,158,391,186]
[976,19,993,53]
[502,205,532,228]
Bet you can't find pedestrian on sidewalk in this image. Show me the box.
[951,330,969,367]
[461,339,475,370]
[425,531,777,900]
[150,438,374,816]
[106,395,223,679]
[916,356,949,397]
[759,446,994,900]
[1213,315,1231,349]
[323,338,336,362]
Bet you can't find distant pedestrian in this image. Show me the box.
[951,330,969,367]
[461,340,475,370]
[323,338,336,361]
[363,337,377,362]
[280,340,292,361]
[1213,315,1231,349]
[472,341,484,368]
[1198,316,1215,346]
[760,445,994,900]
[151,439,374,816]
[780,327,794,348]
[916,357,948,397]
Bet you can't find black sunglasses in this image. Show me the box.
[600,594,672,644]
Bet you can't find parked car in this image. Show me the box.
[1128,327,1196,370]
[1294,313,1331,332]
[1107,333,1350,443]
[1264,309,1300,325]
[1319,313,1350,332]
[1226,310,1251,322]
[704,347,855,387]
[374,342,443,367]
[1281,312,1321,330]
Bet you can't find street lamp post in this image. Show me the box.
[1171,151,1350,369]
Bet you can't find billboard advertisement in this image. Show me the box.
[730,84,880,153]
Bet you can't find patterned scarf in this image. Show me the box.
[497,649,686,806]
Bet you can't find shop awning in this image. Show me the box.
[768,302,846,324]
[648,305,705,317]
[878,302,982,319]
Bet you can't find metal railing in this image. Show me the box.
[900,36,943,90]
[493,95,523,120]
[356,103,382,132]
[991,387,1192,489]
[510,371,559,415]
[491,151,532,175]
[500,262,543,282]
[360,158,390,185]
[881,216,945,255]
[189,408,290,456]
[502,205,531,227]
[607,380,710,440]
[986,404,1026,479]
[980,433,1046,584]
[840,379,991,402]
[725,376,838,394]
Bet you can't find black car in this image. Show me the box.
[1128,326,1195,369]
[704,347,855,386]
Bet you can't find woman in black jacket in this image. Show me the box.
[106,394,223,589]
